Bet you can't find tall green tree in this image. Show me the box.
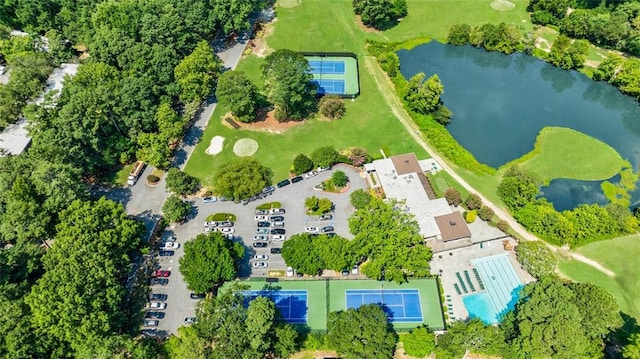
[174,41,222,103]
[515,241,557,278]
[405,73,444,114]
[162,194,192,223]
[214,158,272,200]
[292,153,314,174]
[25,198,143,356]
[311,146,338,168]
[262,49,316,120]
[327,304,397,359]
[216,70,259,122]
[179,233,244,292]
[166,168,200,195]
[402,326,435,358]
[436,319,509,358]
[349,198,432,282]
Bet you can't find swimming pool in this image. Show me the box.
[463,292,498,324]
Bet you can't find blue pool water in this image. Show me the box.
[463,292,497,324]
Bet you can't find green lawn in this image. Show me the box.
[558,234,640,320]
[384,0,532,42]
[185,0,431,187]
[515,127,624,183]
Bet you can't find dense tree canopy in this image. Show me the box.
[515,241,557,278]
[327,304,397,359]
[349,198,432,282]
[352,0,407,29]
[282,233,353,275]
[405,73,444,114]
[214,158,273,200]
[179,233,244,292]
[402,326,435,358]
[174,41,222,103]
[216,70,259,122]
[262,49,316,120]
[350,188,372,209]
[165,283,298,358]
[25,198,143,355]
[507,277,622,358]
[292,153,314,174]
[548,35,589,70]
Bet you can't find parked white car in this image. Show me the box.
[253,261,268,268]
[220,227,235,234]
[272,234,286,241]
[305,226,319,233]
[304,170,318,178]
[145,301,167,310]
[255,215,268,221]
[286,267,294,277]
[161,242,179,250]
[253,254,269,260]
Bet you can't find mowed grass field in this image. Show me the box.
[185,0,535,187]
[516,127,624,183]
[558,234,640,320]
[385,0,532,42]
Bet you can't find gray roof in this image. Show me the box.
[34,63,79,106]
[0,119,31,156]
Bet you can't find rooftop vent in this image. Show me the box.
[450,221,456,226]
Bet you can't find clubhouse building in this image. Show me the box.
[364,153,471,242]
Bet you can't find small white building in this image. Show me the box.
[0,63,80,156]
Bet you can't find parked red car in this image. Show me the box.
[151,270,171,278]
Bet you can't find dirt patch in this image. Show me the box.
[355,15,382,34]
[250,21,275,57]
[222,109,305,134]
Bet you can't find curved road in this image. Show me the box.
[364,56,614,276]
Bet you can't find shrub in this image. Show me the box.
[478,206,495,221]
[305,196,333,214]
[377,52,399,77]
[465,193,482,210]
[497,219,509,232]
[293,153,314,174]
[319,95,346,119]
[147,174,160,183]
[403,326,435,358]
[465,210,477,223]
[332,171,349,187]
[516,241,558,278]
[311,146,338,168]
[444,188,462,206]
[448,23,472,45]
[350,189,372,209]
[347,147,371,166]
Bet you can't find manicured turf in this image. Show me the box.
[515,127,624,183]
[384,0,532,42]
[185,0,430,186]
[557,234,640,320]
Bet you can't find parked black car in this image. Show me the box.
[253,241,269,248]
[149,278,169,286]
[321,226,334,233]
[277,179,291,188]
[270,228,286,235]
[257,221,270,228]
[145,312,165,319]
[190,293,206,300]
[149,293,167,301]
[270,247,282,254]
[291,176,303,183]
[270,215,284,222]
[159,250,174,256]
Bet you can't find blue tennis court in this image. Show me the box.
[309,60,345,74]
[346,289,423,323]
[314,79,345,95]
[244,290,308,324]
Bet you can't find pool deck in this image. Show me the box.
[429,237,535,324]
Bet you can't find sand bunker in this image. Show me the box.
[233,138,259,157]
[205,136,225,155]
[491,0,515,10]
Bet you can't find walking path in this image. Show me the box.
[364,56,616,277]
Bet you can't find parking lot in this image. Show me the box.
[149,164,367,335]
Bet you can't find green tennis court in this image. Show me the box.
[231,278,444,332]
[303,53,360,98]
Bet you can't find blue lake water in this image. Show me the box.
[397,42,640,209]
